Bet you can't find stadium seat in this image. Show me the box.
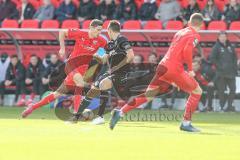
[143,21,162,30]
[123,20,141,30]
[72,0,80,7]
[102,20,111,29]
[178,0,189,8]
[207,21,227,30]
[41,20,60,28]
[134,0,144,9]
[61,20,80,29]
[1,20,19,28]
[82,20,92,29]
[214,0,228,12]
[197,0,207,10]
[29,0,40,9]
[165,21,184,30]
[21,20,39,28]
[229,21,240,30]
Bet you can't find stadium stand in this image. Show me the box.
[1,20,19,28]
[21,20,39,28]
[165,21,184,30]
[143,21,163,30]
[123,20,142,30]
[61,20,80,29]
[41,20,60,29]
[207,21,227,30]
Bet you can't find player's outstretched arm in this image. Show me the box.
[58,29,68,58]
[110,49,134,73]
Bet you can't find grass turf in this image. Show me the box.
[0,106,240,160]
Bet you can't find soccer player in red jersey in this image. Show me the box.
[22,19,107,118]
[110,13,204,132]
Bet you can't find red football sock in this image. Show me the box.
[73,95,82,113]
[32,93,56,110]
[73,87,83,113]
[121,96,148,113]
[183,93,201,121]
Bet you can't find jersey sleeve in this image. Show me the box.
[67,28,84,39]
[119,37,132,52]
[183,36,199,71]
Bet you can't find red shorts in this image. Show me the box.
[64,65,88,89]
[148,64,199,94]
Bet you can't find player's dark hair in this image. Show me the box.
[108,20,121,33]
[190,13,204,27]
[90,19,103,28]
[31,54,37,57]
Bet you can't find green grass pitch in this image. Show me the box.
[0,106,240,160]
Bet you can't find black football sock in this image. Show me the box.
[97,92,108,117]
[77,97,92,114]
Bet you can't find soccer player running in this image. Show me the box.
[69,20,134,124]
[110,13,204,132]
[21,19,107,118]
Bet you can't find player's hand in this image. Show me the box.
[58,48,65,58]
[188,71,195,77]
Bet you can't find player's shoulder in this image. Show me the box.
[117,35,129,43]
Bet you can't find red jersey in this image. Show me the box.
[160,27,200,72]
[67,28,107,58]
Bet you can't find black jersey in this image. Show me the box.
[106,35,132,74]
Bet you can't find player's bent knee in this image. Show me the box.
[73,73,85,87]
[99,78,112,91]
[192,85,202,95]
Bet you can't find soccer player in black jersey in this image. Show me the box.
[69,20,134,123]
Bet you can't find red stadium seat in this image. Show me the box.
[143,21,162,30]
[214,0,228,12]
[103,20,111,29]
[82,20,92,29]
[165,21,184,30]
[41,20,60,28]
[229,21,240,30]
[123,20,141,30]
[134,0,144,9]
[207,21,227,30]
[1,20,19,28]
[61,20,80,29]
[197,0,207,10]
[28,0,40,9]
[178,0,189,8]
[21,20,39,28]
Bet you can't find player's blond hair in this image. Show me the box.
[89,19,103,28]
[189,13,204,27]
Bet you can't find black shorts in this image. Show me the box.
[94,72,131,99]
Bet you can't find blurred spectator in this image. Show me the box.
[130,54,145,71]
[41,54,63,92]
[193,55,215,112]
[25,54,45,105]
[0,55,26,106]
[33,0,55,22]
[95,0,116,21]
[0,0,18,22]
[0,53,10,105]
[42,53,51,68]
[55,0,76,22]
[17,0,36,23]
[77,0,96,23]
[114,0,137,21]
[202,0,221,25]
[178,0,200,25]
[210,31,237,112]
[138,0,158,21]
[155,0,181,27]
[222,0,240,25]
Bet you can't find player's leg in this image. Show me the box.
[173,72,202,132]
[92,91,108,125]
[69,75,113,123]
[21,82,69,118]
[110,66,171,130]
